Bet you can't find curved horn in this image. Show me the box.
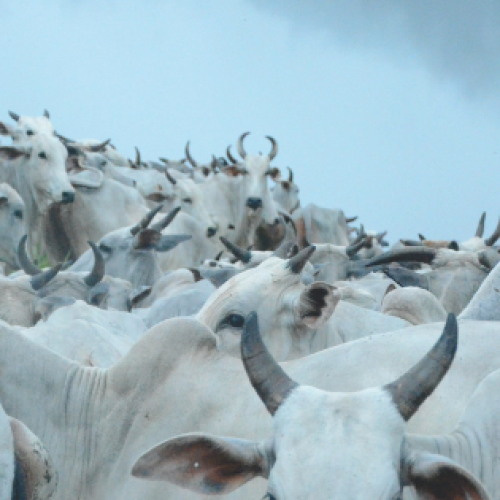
[55,133,75,144]
[134,147,141,166]
[18,235,42,276]
[475,211,486,238]
[346,237,366,258]
[185,141,198,167]
[241,312,298,415]
[226,145,237,164]
[266,135,278,161]
[485,217,500,246]
[43,109,50,119]
[365,247,437,267]
[219,237,251,264]
[287,166,294,183]
[237,132,250,159]
[150,206,181,232]
[130,205,164,236]
[84,241,105,287]
[30,263,63,291]
[165,169,177,185]
[8,111,20,122]
[385,313,457,421]
[286,245,315,274]
[89,138,111,153]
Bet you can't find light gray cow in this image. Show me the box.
[0,183,25,272]
[270,166,300,214]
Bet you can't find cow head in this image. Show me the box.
[271,166,300,214]
[133,313,488,499]
[0,183,25,270]
[0,109,54,142]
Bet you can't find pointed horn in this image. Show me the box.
[286,246,315,274]
[418,233,426,241]
[165,169,177,185]
[84,241,105,287]
[219,237,251,264]
[185,141,197,167]
[237,132,250,159]
[214,250,223,261]
[376,231,388,243]
[89,138,111,153]
[287,166,294,183]
[272,240,295,259]
[365,247,437,267]
[43,109,50,119]
[266,135,278,161]
[485,217,500,246]
[55,133,75,144]
[130,205,164,236]
[475,212,486,238]
[30,263,63,291]
[241,312,299,415]
[226,145,237,164]
[150,206,181,232]
[18,235,42,276]
[346,216,358,224]
[346,237,366,258]
[385,313,457,421]
[8,111,20,122]
[134,147,141,166]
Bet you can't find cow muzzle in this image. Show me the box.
[246,197,263,210]
[61,191,76,204]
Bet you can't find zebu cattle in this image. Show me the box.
[367,246,500,314]
[1,110,54,142]
[196,248,408,360]
[270,166,300,214]
[2,314,500,500]
[0,401,57,500]
[0,183,25,271]
[134,314,492,500]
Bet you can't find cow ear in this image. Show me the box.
[269,167,281,181]
[0,122,12,136]
[298,282,340,329]
[154,234,192,252]
[9,417,58,500]
[406,452,491,499]
[0,146,29,161]
[131,433,267,495]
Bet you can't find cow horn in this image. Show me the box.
[266,135,278,161]
[485,217,500,246]
[346,216,358,224]
[286,245,315,274]
[55,133,75,144]
[241,312,298,415]
[89,139,111,153]
[130,205,164,236]
[43,109,50,119]
[346,237,366,258]
[287,166,294,183]
[211,155,219,172]
[376,231,388,243]
[365,247,437,267]
[272,240,295,259]
[30,263,63,291]
[418,234,426,241]
[219,237,251,263]
[165,169,177,185]
[150,206,181,232]
[237,132,250,159]
[385,313,457,421]
[134,147,141,166]
[185,141,197,167]
[226,145,237,164]
[18,235,42,276]
[8,111,20,122]
[84,241,105,287]
[214,250,223,261]
[475,212,486,238]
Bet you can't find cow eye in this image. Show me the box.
[225,313,245,328]
[26,130,34,136]
[98,242,112,253]
[183,198,192,204]
[13,209,23,220]
[38,152,47,160]
[263,494,277,500]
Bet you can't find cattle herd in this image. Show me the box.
[0,110,500,499]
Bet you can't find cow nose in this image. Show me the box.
[61,191,75,204]
[246,197,263,210]
[206,227,217,238]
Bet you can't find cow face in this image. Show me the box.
[271,167,300,214]
[0,184,26,270]
[0,110,55,142]
[196,252,339,360]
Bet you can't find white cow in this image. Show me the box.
[0,184,25,272]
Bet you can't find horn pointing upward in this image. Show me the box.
[266,135,278,161]
[84,241,105,287]
[241,312,298,415]
[237,132,250,159]
[18,235,42,276]
[220,237,251,264]
[475,211,486,238]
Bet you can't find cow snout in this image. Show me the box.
[61,191,75,204]
[206,226,217,238]
[246,197,263,210]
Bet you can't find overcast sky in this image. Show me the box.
[2,1,500,243]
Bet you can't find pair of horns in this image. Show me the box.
[130,206,181,236]
[237,132,278,161]
[242,312,457,420]
[18,236,104,289]
[8,110,50,122]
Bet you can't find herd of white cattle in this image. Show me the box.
[0,110,500,499]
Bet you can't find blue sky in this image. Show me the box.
[2,1,500,242]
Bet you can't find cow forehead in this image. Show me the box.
[18,116,55,135]
[270,386,405,498]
